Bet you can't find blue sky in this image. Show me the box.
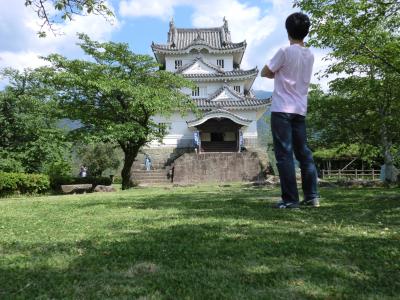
[0,0,330,91]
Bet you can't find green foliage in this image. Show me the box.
[313,144,381,163]
[294,0,400,75]
[307,83,399,166]
[0,151,25,173]
[296,1,400,180]
[0,172,50,195]
[49,175,112,192]
[76,143,120,177]
[0,69,73,174]
[41,34,195,189]
[45,159,73,179]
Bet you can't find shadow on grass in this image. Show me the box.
[1,187,399,299]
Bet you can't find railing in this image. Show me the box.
[322,169,381,180]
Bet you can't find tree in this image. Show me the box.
[0,68,72,174]
[42,34,194,189]
[307,85,386,166]
[76,142,120,177]
[24,0,114,37]
[295,0,400,182]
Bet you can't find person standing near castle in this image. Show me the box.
[145,154,152,171]
[261,12,319,209]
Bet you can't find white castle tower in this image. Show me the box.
[150,18,270,152]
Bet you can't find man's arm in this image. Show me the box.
[261,65,275,79]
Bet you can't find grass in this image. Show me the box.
[0,185,399,299]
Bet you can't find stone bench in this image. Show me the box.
[61,184,93,194]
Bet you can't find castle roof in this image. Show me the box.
[175,57,258,81]
[194,85,271,111]
[152,18,246,63]
[187,109,253,127]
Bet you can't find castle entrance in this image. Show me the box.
[196,118,241,152]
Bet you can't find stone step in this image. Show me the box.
[133,173,168,177]
[137,180,172,185]
[131,169,171,186]
[133,175,168,180]
[133,170,168,173]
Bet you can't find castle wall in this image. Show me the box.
[165,54,234,72]
[173,152,266,185]
[150,111,259,149]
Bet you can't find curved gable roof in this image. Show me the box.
[187,109,253,127]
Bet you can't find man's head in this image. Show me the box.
[285,12,310,41]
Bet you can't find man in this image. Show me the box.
[261,12,320,209]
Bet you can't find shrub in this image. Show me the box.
[50,176,112,192]
[113,175,122,184]
[0,172,50,196]
[76,143,120,177]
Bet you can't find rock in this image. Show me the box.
[94,185,116,192]
[61,184,92,194]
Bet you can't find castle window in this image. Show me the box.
[217,59,224,68]
[192,87,200,97]
[200,86,207,97]
[175,60,182,69]
[234,86,241,93]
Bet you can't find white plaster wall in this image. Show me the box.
[165,53,234,72]
[150,112,197,148]
[234,110,258,138]
[150,109,263,148]
[181,81,246,98]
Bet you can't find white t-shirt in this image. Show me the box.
[267,44,314,116]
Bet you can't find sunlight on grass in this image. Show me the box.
[0,185,399,299]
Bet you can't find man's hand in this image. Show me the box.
[261,65,275,79]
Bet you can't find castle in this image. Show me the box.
[131,18,270,185]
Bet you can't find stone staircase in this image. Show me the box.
[129,147,270,186]
[131,169,172,186]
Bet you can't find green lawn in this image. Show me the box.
[0,185,399,299]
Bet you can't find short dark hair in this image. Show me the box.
[285,12,310,40]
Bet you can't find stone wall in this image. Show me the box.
[173,152,267,185]
[132,147,194,170]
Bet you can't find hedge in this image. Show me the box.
[50,176,113,192]
[0,172,50,195]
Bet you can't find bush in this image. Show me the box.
[0,172,50,195]
[112,175,122,184]
[50,176,112,192]
[0,151,25,173]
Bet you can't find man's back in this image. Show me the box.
[269,44,314,116]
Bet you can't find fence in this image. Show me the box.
[321,169,381,180]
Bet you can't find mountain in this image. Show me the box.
[253,90,272,147]
[253,90,273,99]
[58,119,82,130]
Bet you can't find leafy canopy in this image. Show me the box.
[0,68,72,174]
[42,34,195,188]
[296,0,400,178]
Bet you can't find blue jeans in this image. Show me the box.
[271,112,319,203]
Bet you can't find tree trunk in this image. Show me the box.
[121,147,140,190]
[381,125,397,183]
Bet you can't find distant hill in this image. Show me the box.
[58,119,82,131]
[253,90,273,99]
[253,90,272,147]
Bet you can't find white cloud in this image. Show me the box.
[119,0,185,19]
[0,51,47,70]
[0,0,119,72]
